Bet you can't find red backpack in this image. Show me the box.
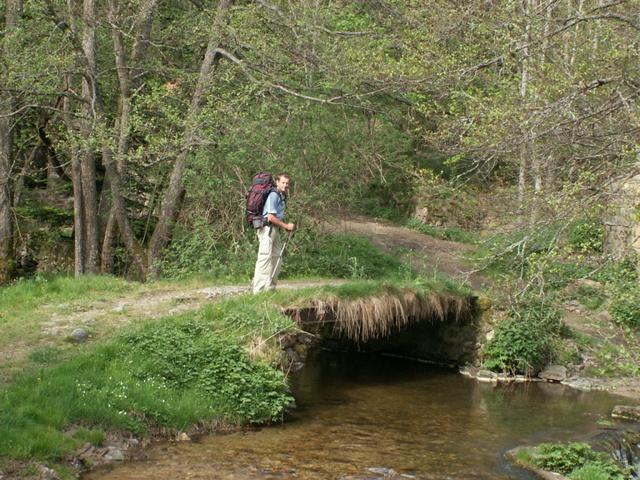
[246,172,275,227]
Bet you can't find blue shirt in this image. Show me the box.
[262,191,286,221]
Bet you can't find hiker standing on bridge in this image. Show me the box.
[251,173,296,294]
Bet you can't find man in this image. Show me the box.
[251,173,296,293]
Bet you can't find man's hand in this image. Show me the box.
[286,223,296,232]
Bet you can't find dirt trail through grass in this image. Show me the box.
[324,216,485,289]
[0,280,345,381]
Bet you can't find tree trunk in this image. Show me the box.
[78,0,100,274]
[72,152,86,276]
[147,0,234,276]
[569,0,584,67]
[0,116,13,283]
[0,0,23,283]
[100,209,117,274]
[97,0,161,277]
[517,0,532,208]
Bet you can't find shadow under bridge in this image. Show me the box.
[281,289,482,369]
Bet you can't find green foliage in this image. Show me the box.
[411,170,483,230]
[609,283,640,328]
[533,442,624,480]
[592,342,640,377]
[159,223,407,282]
[122,317,292,423]
[15,203,73,226]
[406,218,477,244]
[595,255,639,285]
[286,232,407,280]
[568,462,623,480]
[571,285,606,311]
[0,304,293,460]
[483,300,563,375]
[71,427,104,447]
[568,218,604,254]
[156,220,254,280]
[599,256,640,329]
[535,442,595,474]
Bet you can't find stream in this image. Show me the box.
[85,350,633,479]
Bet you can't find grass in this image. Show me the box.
[405,218,478,244]
[0,275,139,344]
[0,298,296,462]
[159,225,411,282]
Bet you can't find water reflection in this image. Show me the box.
[85,350,631,480]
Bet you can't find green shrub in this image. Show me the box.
[285,231,407,280]
[568,218,604,253]
[121,316,293,423]
[156,220,255,280]
[568,461,625,480]
[532,442,624,480]
[483,300,562,375]
[595,255,639,284]
[535,442,594,474]
[158,222,406,281]
[609,283,640,328]
[572,285,606,310]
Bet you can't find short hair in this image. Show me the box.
[276,173,291,181]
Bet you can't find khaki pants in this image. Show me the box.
[252,226,282,293]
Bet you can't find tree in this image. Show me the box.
[0,0,22,283]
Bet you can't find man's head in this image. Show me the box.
[275,173,292,193]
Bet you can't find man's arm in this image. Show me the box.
[267,213,295,231]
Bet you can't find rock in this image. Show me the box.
[477,370,498,383]
[367,467,397,476]
[575,279,603,290]
[562,377,593,391]
[112,304,125,313]
[70,328,89,343]
[611,405,640,421]
[539,365,567,382]
[39,465,60,480]
[476,296,492,312]
[77,442,93,455]
[176,432,191,442]
[459,365,478,378]
[564,300,581,312]
[485,329,495,342]
[103,447,124,461]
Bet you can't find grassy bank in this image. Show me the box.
[0,236,472,478]
[513,442,627,480]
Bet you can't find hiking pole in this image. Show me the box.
[270,226,295,285]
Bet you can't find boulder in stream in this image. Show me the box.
[612,405,640,421]
[538,365,567,382]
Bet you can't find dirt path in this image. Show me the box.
[0,279,345,382]
[324,216,486,289]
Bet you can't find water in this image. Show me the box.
[85,350,633,479]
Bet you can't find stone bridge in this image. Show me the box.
[279,289,489,371]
